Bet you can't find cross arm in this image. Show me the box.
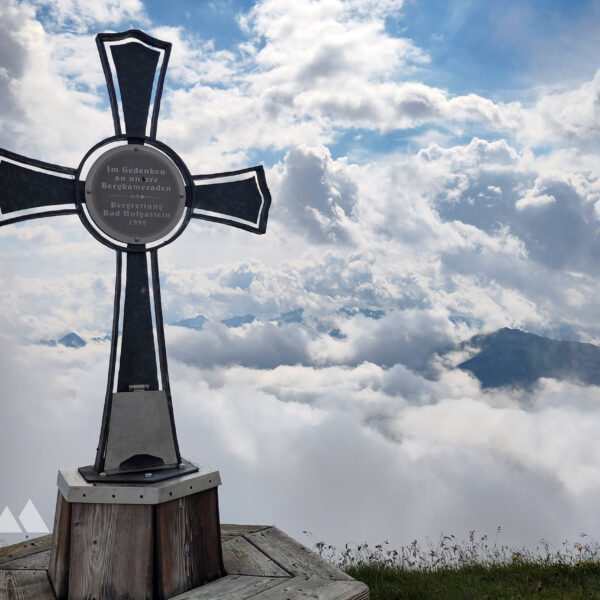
[192,165,271,234]
[0,148,78,227]
[97,30,171,140]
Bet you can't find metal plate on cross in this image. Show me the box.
[85,144,186,245]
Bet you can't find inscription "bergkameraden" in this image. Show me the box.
[101,182,173,192]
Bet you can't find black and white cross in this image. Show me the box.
[0,30,271,483]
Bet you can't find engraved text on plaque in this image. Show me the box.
[85,144,186,245]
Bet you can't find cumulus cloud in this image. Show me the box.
[274,145,361,243]
[151,25,236,88]
[30,0,148,32]
[154,131,600,352]
[155,0,530,168]
[0,1,33,122]
[168,321,312,370]
[0,1,114,163]
[419,138,600,275]
[522,69,600,148]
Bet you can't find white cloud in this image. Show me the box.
[241,0,423,78]
[30,0,149,32]
[522,69,600,148]
[155,0,528,166]
[167,321,312,369]
[0,1,113,163]
[151,26,236,87]
[274,145,361,243]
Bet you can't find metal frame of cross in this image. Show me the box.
[0,29,271,484]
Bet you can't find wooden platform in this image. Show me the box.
[0,525,369,600]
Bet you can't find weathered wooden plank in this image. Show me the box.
[170,575,284,599]
[0,569,56,600]
[0,537,52,567]
[155,487,224,599]
[48,491,70,599]
[220,524,272,540]
[68,502,153,600]
[222,536,289,577]
[250,576,370,600]
[245,528,353,581]
[0,551,50,571]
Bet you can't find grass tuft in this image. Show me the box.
[303,528,600,599]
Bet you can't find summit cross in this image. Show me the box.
[0,29,271,483]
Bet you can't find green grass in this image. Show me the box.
[347,562,600,599]
[305,529,600,599]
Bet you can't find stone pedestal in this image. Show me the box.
[47,461,224,600]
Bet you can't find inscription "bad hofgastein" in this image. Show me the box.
[103,200,171,220]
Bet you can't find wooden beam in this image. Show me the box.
[68,502,153,600]
[171,575,285,599]
[155,487,224,599]
[0,538,52,567]
[244,528,354,581]
[0,552,50,571]
[220,524,272,539]
[222,536,289,577]
[0,569,56,600]
[48,491,70,599]
[247,576,370,600]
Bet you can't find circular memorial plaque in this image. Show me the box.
[85,144,186,245]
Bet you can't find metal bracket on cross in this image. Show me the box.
[0,29,271,484]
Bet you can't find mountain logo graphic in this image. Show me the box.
[0,500,49,534]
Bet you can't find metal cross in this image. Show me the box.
[0,30,271,484]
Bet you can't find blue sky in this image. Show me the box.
[144,0,255,43]
[2,0,600,553]
[141,0,600,97]
[399,0,600,94]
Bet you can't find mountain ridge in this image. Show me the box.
[458,327,600,388]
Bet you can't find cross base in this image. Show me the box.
[49,461,224,599]
[77,457,199,484]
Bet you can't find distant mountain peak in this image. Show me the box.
[339,307,385,320]
[221,314,255,328]
[459,328,600,389]
[40,332,86,348]
[276,308,304,326]
[58,332,86,348]
[172,315,207,331]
